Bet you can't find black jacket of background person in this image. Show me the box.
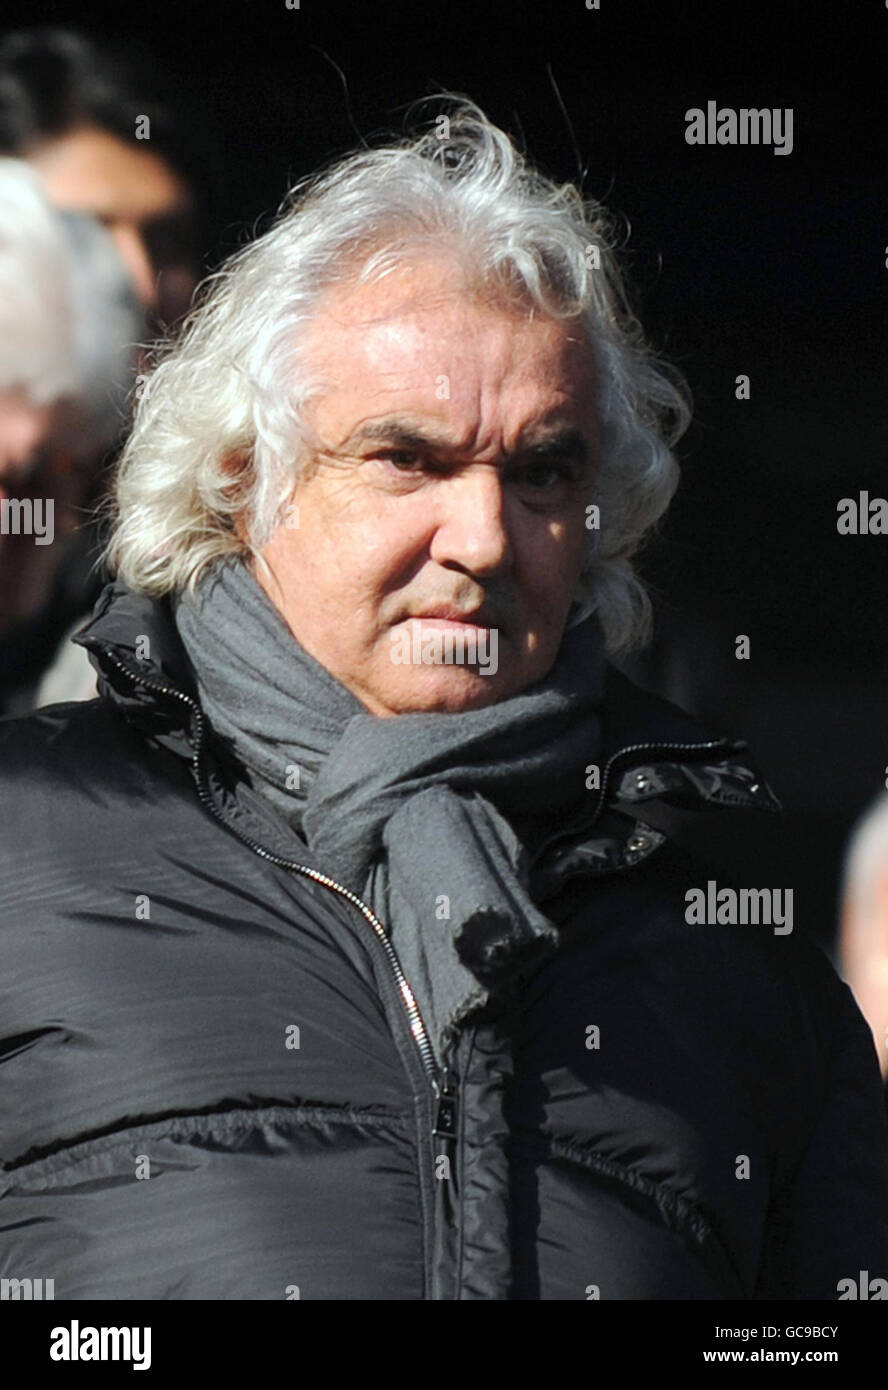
[1,580,887,1300]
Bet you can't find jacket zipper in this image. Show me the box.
[96,657,764,1137]
[432,1067,459,1139]
[97,648,450,1126]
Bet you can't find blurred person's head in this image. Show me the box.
[0,27,200,328]
[0,158,80,501]
[840,794,888,1079]
[0,158,142,504]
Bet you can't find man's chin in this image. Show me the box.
[369,667,517,717]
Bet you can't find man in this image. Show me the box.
[1,101,887,1300]
[0,27,204,712]
[0,27,200,330]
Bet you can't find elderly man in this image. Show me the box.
[1,101,887,1302]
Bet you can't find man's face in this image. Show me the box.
[28,124,196,324]
[254,258,599,716]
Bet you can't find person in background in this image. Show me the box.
[0,27,201,331]
[840,794,888,1106]
[0,27,208,711]
[0,158,141,710]
[0,159,81,502]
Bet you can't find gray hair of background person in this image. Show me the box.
[843,796,888,921]
[840,793,888,1077]
[0,158,81,405]
[107,99,691,656]
[57,209,142,454]
[0,158,141,451]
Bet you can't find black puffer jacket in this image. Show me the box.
[1,582,887,1300]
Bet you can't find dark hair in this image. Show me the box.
[0,29,170,154]
[0,27,221,267]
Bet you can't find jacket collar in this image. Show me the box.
[76,580,194,696]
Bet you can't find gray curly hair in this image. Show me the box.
[107,98,691,655]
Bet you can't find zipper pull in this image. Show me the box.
[432,1067,459,1140]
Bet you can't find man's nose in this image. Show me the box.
[429,465,514,577]
[109,223,158,311]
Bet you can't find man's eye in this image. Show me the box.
[375,450,423,471]
[518,461,576,489]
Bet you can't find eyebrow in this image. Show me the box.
[342,418,592,468]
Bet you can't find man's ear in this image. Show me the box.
[220,448,254,542]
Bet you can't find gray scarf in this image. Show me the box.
[174,559,606,1062]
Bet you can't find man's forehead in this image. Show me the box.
[304,259,594,364]
[299,258,599,455]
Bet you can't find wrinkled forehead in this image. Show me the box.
[300,256,599,433]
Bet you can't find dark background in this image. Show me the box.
[4,0,886,950]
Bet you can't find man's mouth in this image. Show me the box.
[394,608,503,679]
[409,606,499,630]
